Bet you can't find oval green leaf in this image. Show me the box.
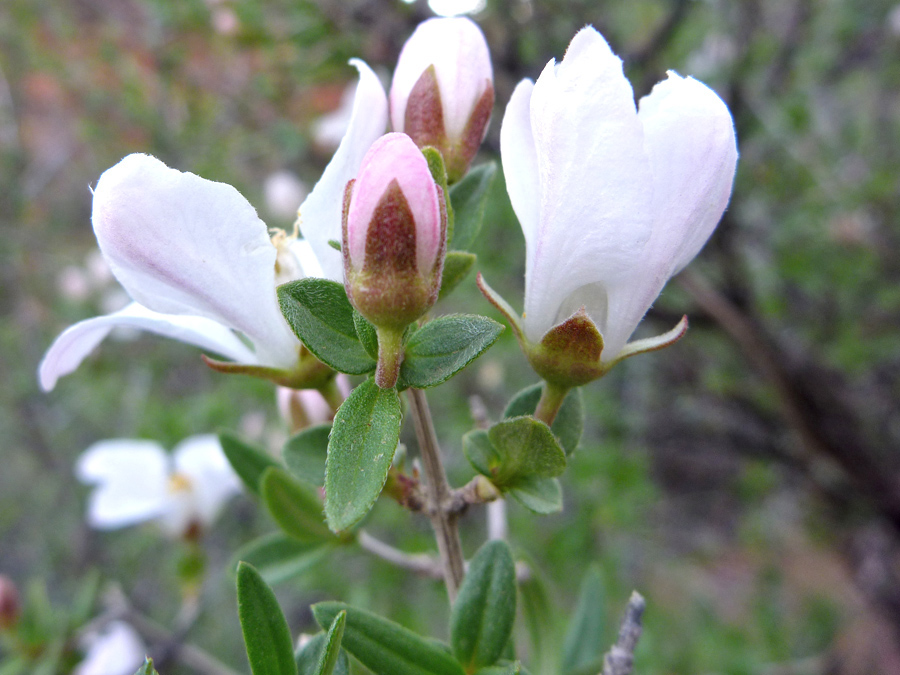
[220,431,280,496]
[261,467,333,543]
[236,562,298,675]
[283,424,331,486]
[503,384,584,455]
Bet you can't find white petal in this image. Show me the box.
[298,60,388,282]
[638,72,737,275]
[76,440,171,529]
[38,302,257,392]
[92,153,298,367]
[522,27,654,343]
[75,621,146,675]
[601,72,737,361]
[173,435,242,527]
[500,79,540,251]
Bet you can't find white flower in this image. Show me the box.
[74,621,146,675]
[499,26,737,364]
[76,435,242,538]
[39,59,388,392]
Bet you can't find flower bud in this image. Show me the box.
[342,132,447,387]
[0,575,20,631]
[390,17,494,183]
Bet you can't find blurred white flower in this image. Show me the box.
[427,0,486,17]
[76,435,242,539]
[312,82,358,151]
[264,170,308,221]
[74,621,145,675]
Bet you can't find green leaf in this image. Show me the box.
[473,665,521,675]
[450,540,517,670]
[220,431,280,496]
[504,384,584,455]
[232,533,332,586]
[236,562,298,675]
[449,162,496,251]
[283,424,331,486]
[439,251,477,300]
[508,477,562,514]
[353,311,379,360]
[314,611,347,675]
[560,565,605,675]
[261,467,333,542]
[398,314,503,389]
[519,562,560,675]
[312,602,465,675]
[325,379,401,532]
[278,279,376,375]
[421,145,454,242]
[296,632,350,675]
[462,418,566,490]
[133,659,160,675]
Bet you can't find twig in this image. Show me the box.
[602,591,646,675]
[357,531,443,578]
[406,387,466,602]
[487,499,508,541]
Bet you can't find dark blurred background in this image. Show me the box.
[2,0,900,673]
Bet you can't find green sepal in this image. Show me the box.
[236,562,299,675]
[449,161,496,251]
[232,533,333,586]
[283,423,331,486]
[508,477,562,514]
[327,239,341,251]
[220,431,280,496]
[296,635,349,675]
[312,602,465,675]
[504,384,584,455]
[421,145,454,243]
[325,378,401,532]
[134,659,160,675]
[450,540,517,670]
[261,467,334,543]
[278,278,377,375]
[353,311,379,360]
[398,314,503,389]
[463,418,566,488]
[561,565,605,675]
[296,631,350,675]
[438,251,477,301]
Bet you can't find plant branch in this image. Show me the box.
[406,387,466,602]
[358,531,443,578]
[602,591,646,675]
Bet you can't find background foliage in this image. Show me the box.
[2,0,900,672]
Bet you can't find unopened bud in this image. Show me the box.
[390,17,494,183]
[342,133,447,387]
[0,575,20,630]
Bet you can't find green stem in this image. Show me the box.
[375,326,405,389]
[533,381,570,426]
[318,375,345,415]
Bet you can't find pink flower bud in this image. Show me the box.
[390,17,494,183]
[343,132,446,331]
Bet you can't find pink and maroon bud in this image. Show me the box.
[390,17,494,183]
[0,575,20,631]
[342,132,447,387]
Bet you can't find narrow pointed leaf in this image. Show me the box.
[439,251,477,300]
[325,379,401,532]
[312,602,465,675]
[278,279,376,375]
[134,659,159,675]
[504,384,584,455]
[232,533,332,586]
[236,562,298,675]
[283,424,331,486]
[398,314,503,389]
[450,540,517,669]
[353,311,379,360]
[296,632,350,675]
[261,467,333,542]
[519,563,561,675]
[561,565,605,675]
[313,611,347,675]
[449,162,496,251]
[220,431,280,495]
